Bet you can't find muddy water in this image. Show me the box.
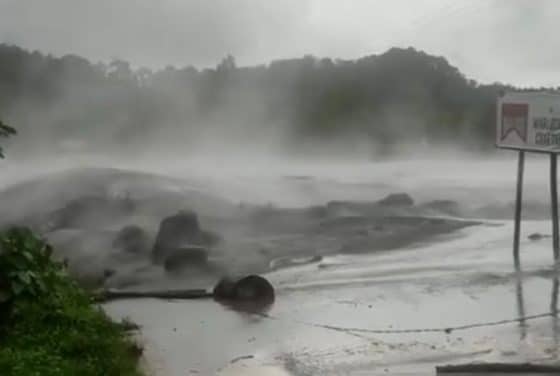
[105,220,560,375]
[3,155,559,375]
[0,153,553,208]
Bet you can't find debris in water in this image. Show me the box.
[528,232,550,241]
[230,355,254,364]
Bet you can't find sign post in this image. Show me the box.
[497,92,560,267]
[513,151,524,271]
[551,153,559,261]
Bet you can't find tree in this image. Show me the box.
[217,54,236,72]
[0,119,15,158]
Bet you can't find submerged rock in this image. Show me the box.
[528,232,550,241]
[152,211,219,264]
[213,275,275,304]
[213,277,237,299]
[377,193,414,207]
[163,246,209,273]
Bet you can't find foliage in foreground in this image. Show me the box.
[0,118,15,158]
[0,228,143,376]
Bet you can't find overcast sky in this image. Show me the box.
[0,0,558,87]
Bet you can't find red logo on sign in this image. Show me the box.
[501,103,528,142]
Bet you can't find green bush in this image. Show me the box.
[0,228,66,303]
[0,228,143,376]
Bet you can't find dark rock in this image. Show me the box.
[377,193,414,207]
[199,230,221,247]
[213,275,275,304]
[113,225,150,254]
[528,232,550,241]
[163,246,209,272]
[234,275,275,303]
[213,277,237,299]
[152,211,219,264]
[103,269,116,279]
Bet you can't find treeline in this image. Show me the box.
[0,44,550,156]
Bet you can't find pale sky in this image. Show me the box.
[0,0,558,87]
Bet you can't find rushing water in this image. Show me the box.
[2,153,560,375]
[104,219,560,375]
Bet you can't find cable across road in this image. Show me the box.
[261,310,558,335]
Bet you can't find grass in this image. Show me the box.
[0,228,144,376]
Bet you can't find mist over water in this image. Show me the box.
[0,148,552,208]
[1,20,559,375]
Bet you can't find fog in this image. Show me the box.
[0,43,515,163]
[0,43,554,285]
[2,3,560,374]
[0,13,556,312]
[2,0,560,86]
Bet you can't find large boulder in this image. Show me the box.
[377,193,414,207]
[213,275,275,304]
[112,225,151,254]
[213,277,237,299]
[152,211,219,264]
[163,246,208,273]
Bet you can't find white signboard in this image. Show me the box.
[497,92,560,152]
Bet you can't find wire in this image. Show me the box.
[260,310,557,335]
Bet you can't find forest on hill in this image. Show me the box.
[1,44,550,156]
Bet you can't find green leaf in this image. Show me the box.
[36,278,47,293]
[11,281,25,296]
[8,255,27,270]
[26,283,37,296]
[22,250,34,262]
[27,270,38,279]
[16,271,32,285]
[23,237,37,251]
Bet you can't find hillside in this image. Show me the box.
[0,44,538,156]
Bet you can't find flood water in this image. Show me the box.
[105,220,560,375]
[2,153,560,375]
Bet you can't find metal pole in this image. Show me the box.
[551,153,560,262]
[551,276,559,355]
[513,151,525,271]
[515,275,527,340]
